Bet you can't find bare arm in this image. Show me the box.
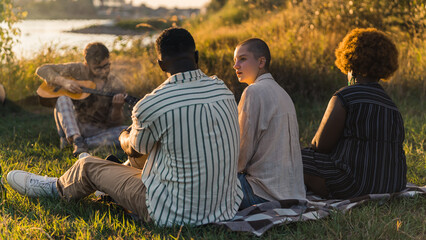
[107,75,126,124]
[36,63,84,93]
[119,128,143,158]
[109,93,125,124]
[311,96,346,153]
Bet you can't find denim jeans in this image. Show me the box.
[238,173,268,209]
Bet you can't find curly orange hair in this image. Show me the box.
[335,28,398,80]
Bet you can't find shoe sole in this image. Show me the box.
[7,170,28,195]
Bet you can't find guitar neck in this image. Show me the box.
[81,87,115,97]
[81,87,140,106]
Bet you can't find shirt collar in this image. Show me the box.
[164,69,208,84]
[255,73,274,83]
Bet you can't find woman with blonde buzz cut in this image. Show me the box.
[302,28,407,199]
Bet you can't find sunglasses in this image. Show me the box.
[93,62,111,71]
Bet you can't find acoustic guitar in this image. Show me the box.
[38,80,147,166]
[37,80,140,107]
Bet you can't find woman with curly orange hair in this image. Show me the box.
[302,28,407,199]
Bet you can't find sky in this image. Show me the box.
[132,0,211,8]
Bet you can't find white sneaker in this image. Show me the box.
[94,190,106,197]
[78,152,91,159]
[7,170,58,198]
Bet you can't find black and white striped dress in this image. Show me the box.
[302,82,407,198]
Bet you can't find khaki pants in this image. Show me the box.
[56,156,150,221]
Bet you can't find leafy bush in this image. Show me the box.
[1,0,27,101]
[0,0,25,63]
[296,0,426,36]
[190,0,425,100]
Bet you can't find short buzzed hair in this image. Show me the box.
[237,38,271,70]
[156,27,196,59]
[84,42,109,64]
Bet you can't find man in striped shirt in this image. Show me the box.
[7,28,243,226]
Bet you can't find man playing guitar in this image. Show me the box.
[36,42,128,156]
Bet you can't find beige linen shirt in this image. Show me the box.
[238,73,306,201]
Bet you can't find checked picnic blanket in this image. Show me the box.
[215,184,426,236]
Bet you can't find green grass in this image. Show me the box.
[0,95,424,239]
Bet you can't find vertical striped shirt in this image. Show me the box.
[302,83,407,198]
[129,69,243,226]
[324,82,406,198]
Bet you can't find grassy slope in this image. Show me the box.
[0,98,424,239]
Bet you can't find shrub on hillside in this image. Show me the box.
[299,0,425,36]
[193,0,425,99]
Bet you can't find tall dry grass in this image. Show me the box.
[109,0,425,101]
[185,0,426,100]
[1,45,81,101]
[1,0,424,102]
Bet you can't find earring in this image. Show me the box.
[348,75,356,86]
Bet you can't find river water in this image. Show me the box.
[11,19,131,59]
